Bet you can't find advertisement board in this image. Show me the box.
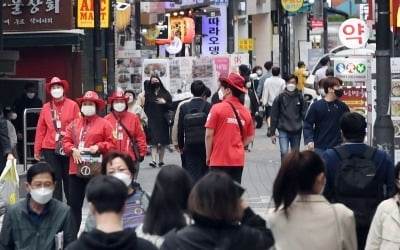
[77,0,109,28]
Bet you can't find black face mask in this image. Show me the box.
[334,88,344,97]
[151,82,160,89]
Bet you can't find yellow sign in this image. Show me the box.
[238,38,254,51]
[77,0,109,28]
[281,0,304,12]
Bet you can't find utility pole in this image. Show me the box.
[106,2,116,98]
[0,0,3,50]
[373,0,394,159]
[227,0,234,53]
[322,0,328,53]
[94,0,104,99]
[135,0,141,50]
[278,0,289,76]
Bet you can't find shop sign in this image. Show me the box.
[238,38,254,51]
[77,0,109,28]
[338,18,369,49]
[281,0,303,12]
[2,0,73,31]
[201,5,227,55]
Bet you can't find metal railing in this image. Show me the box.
[23,108,42,172]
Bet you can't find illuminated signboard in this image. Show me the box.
[201,5,227,55]
[77,0,109,28]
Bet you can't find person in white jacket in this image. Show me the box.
[365,163,400,250]
[125,89,148,128]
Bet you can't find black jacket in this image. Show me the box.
[13,93,43,133]
[160,208,274,250]
[270,90,307,134]
[66,228,157,250]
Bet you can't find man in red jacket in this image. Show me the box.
[105,91,147,178]
[34,77,80,202]
[62,91,115,232]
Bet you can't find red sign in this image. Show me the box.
[2,0,73,31]
[311,18,323,29]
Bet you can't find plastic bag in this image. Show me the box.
[0,159,19,206]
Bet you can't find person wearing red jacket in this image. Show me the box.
[34,77,80,202]
[105,91,147,179]
[62,91,115,232]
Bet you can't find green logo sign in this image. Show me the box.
[356,63,366,73]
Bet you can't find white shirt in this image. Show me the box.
[314,65,329,85]
[261,76,285,106]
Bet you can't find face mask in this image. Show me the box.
[113,172,132,187]
[318,88,326,96]
[113,102,126,112]
[334,88,344,97]
[26,92,35,99]
[256,70,262,76]
[81,105,96,116]
[218,88,224,100]
[151,82,160,89]
[30,187,53,205]
[286,83,296,92]
[245,82,251,88]
[8,113,17,120]
[51,88,64,99]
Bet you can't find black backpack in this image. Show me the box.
[334,145,381,228]
[183,101,208,145]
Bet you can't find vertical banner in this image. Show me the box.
[201,5,227,55]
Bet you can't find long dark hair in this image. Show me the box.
[272,150,325,217]
[144,76,172,108]
[142,165,192,235]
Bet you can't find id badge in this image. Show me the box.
[55,133,60,141]
[56,120,62,129]
[118,132,123,140]
[79,141,85,149]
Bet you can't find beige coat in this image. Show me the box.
[365,197,400,250]
[267,194,357,250]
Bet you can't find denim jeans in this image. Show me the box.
[278,129,301,159]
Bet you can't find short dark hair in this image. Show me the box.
[340,112,366,142]
[252,65,263,73]
[86,175,128,213]
[27,162,56,184]
[271,67,280,76]
[285,74,298,83]
[272,150,325,217]
[325,68,334,77]
[101,151,136,175]
[203,87,211,98]
[220,81,243,98]
[322,76,341,93]
[188,172,242,223]
[264,61,273,71]
[320,56,330,66]
[124,89,136,99]
[24,83,37,90]
[143,165,192,235]
[297,61,305,68]
[239,64,251,77]
[191,80,206,97]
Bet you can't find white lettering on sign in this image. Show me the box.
[338,18,370,49]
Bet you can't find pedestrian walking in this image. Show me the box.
[66,175,157,250]
[0,113,15,175]
[267,150,357,250]
[105,91,147,178]
[256,61,273,97]
[177,80,211,182]
[0,162,76,250]
[160,172,274,250]
[34,77,80,202]
[365,162,400,250]
[261,67,286,137]
[62,91,115,232]
[314,56,330,90]
[84,152,149,231]
[251,65,263,91]
[205,72,254,183]
[303,76,349,154]
[143,76,173,168]
[270,74,307,159]
[293,61,308,91]
[322,112,394,250]
[125,89,148,128]
[3,106,18,162]
[136,165,192,248]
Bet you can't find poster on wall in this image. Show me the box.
[115,50,142,93]
[142,59,170,91]
[334,58,369,87]
[390,58,400,163]
[192,57,216,92]
[169,57,194,96]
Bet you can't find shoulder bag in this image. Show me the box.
[227,102,244,140]
[50,102,66,156]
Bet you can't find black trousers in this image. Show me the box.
[42,149,70,202]
[68,175,90,233]
[210,166,244,184]
[184,145,208,183]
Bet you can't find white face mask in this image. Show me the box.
[81,105,96,116]
[318,88,326,96]
[51,88,64,99]
[113,102,126,112]
[256,70,262,76]
[112,172,132,187]
[218,88,224,100]
[30,187,53,205]
[245,82,252,88]
[26,92,35,99]
[9,113,17,120]
[286,83,296,92]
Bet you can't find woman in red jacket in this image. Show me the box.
[34,76,80,202]
[62,91,115,232]
[105,91,147,179]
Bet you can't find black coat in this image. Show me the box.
[0,116,12,174]
[160,208,274,250]
[13,93,43,133]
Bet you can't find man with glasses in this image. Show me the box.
[0,162,76,249]
[304,77,350,155]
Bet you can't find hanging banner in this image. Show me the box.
[202,5,227,55]
[77,0,109,28]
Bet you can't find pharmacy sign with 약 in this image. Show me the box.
[338,18,369,49]
[77,0,109,28]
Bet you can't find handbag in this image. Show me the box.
[0,159,19,208]
[50,102,66,156]
[112,112,143,162]
[71,121,102,178]
[164,110,175,126]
